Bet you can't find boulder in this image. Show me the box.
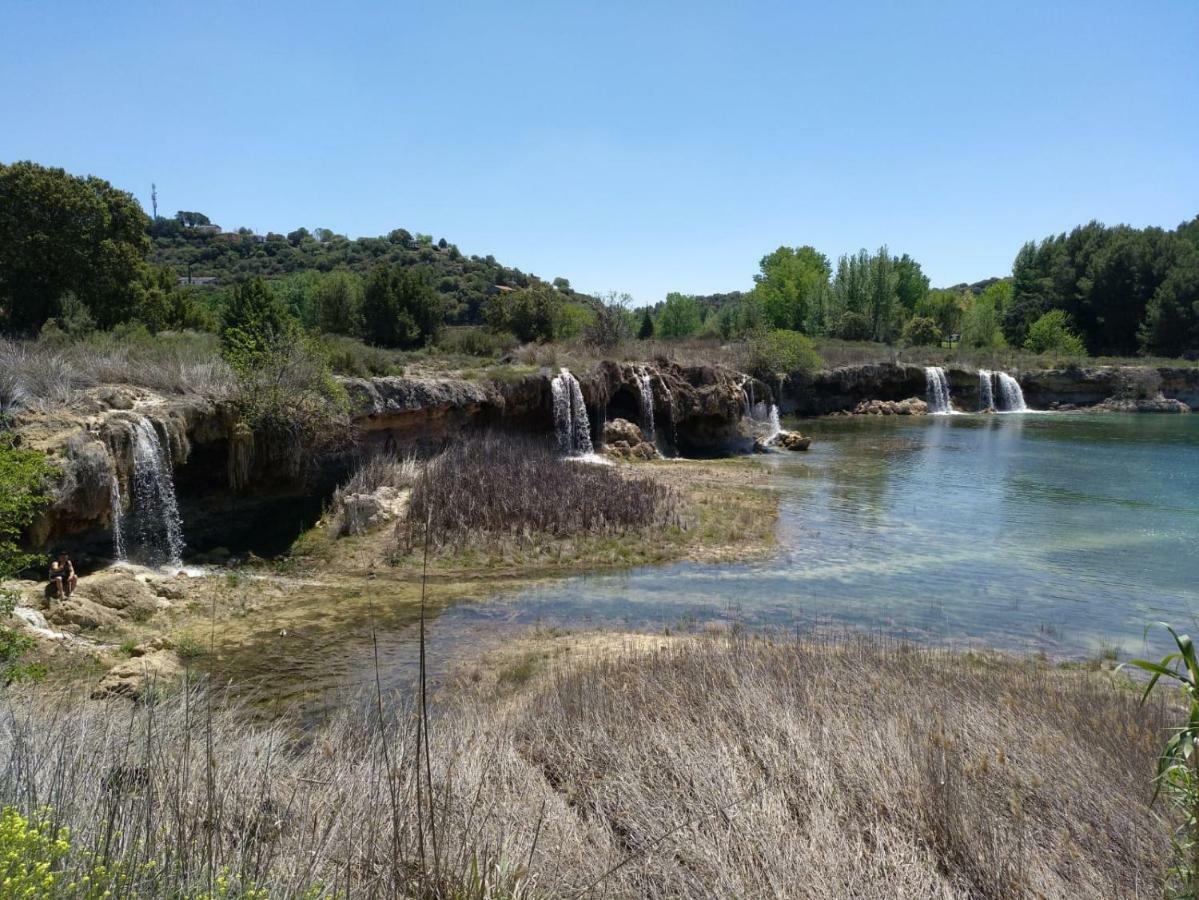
[774,430,812,451]
[601,418,658,460]
[850,398,928,416]
[1094,395,1191,413]
[81,570,161,619]
[339,485,409,535]
[45,596,121,632]
[91,650,182,700]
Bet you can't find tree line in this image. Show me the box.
[3,159,1197,361]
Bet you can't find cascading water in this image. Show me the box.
[109,474,127,561]
[739,376,781,444]
[636,369,655,441]
[924,367,954,414]
[127,416,186,567]
[551,369,594,456]
[978,369,995,411]
[995,372,1028,412]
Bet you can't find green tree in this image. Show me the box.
[638,309,655,339]
[484,284,561,343]
[657,292,702,338]
[0,433,53,683]
[747,329,823,380]
[311,270,363,335]
[893,253,930,313]
[0,161,150,330]
[1140,257,1199,358]
[1024,309,1087,356]
[221,278,298,366]
[362,263,442,348]
[901,316,942,347]
[751,246,831,332]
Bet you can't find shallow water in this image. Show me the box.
[220,412,1199,710]
[440,412,1199,658]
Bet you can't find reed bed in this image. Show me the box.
[403,434,685,549]
[0,634,1173,898]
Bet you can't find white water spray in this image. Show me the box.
[128,416,186,567]
[551,369,594,456]
[636,369,655,441]
[109,474,126,561]
[978,369,995,411]
[924,367,955,414]
[995,372,1027,412]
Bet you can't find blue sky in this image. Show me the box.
[2,0,1196,302]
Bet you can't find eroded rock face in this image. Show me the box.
[773,431,812,451]
[1094,396,1191,413]
[784,364,929,416]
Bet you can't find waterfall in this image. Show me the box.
[109,474,126,561]
[551,369,594,456]
[636,369,655,441]
[995,372,1027,412]
[128,416,186,567]
[749,400,782,444]
[924,367,954,414]
[978,370,995,411]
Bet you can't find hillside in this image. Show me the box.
[148,216,553,326]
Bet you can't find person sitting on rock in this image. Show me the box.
[49,551,77,600]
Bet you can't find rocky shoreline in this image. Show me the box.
[9,359,1195,560]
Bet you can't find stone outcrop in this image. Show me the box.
[92,647,182,700]
[1093,395,1191,414]
[602,418,658,460]
[846,398,929,416]
[784,364,928,416]
[772,430,812,451]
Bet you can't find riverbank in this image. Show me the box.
[0,629,1171,898]
[10,455,779,701]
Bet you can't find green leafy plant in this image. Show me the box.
[1125,623,1199,898]
[746,329,823,381]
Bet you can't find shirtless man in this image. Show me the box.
[49,551,77,600]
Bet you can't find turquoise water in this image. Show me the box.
[434,413,1199,661]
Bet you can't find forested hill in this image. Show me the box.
[148,217,552,326]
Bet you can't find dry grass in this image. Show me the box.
[326,452,420,536]
[0,333,234,412]
[403,434,686,550]
[0,633,1173,898]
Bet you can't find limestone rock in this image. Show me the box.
[774,430,812,451]
[340,485,409,535]
[850,397,929,416]
[92,650,182,700]
[45,597,121,632]
[601,418,658,460]
[82,570,160,619]
[1094,395,1191,413]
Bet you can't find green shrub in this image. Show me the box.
[1024,310,1087,356]
[747,329,823,380]
[0,806,70,895]
[484,284,561,343]
[835,311,873,341]
[320,334,402,377]
[901,316,942,347]
[438,326,517,358]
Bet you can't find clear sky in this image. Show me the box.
[3,0,1197,303]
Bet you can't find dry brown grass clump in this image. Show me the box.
[0,634,1173,898]
[403,434,685,549]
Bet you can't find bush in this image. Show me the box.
[1024,310,1087,356]
[901,316,942,347]
[404,434,684,548]
[835,311,873,341]
[657,293,701,339]
[484,285,561,343]
[437,326,517,358]
[582,293,634,350]
[747,329,823,380]
[319,334,402,377]
[362,263,442,348]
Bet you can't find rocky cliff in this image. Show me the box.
[15,361,762,561]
